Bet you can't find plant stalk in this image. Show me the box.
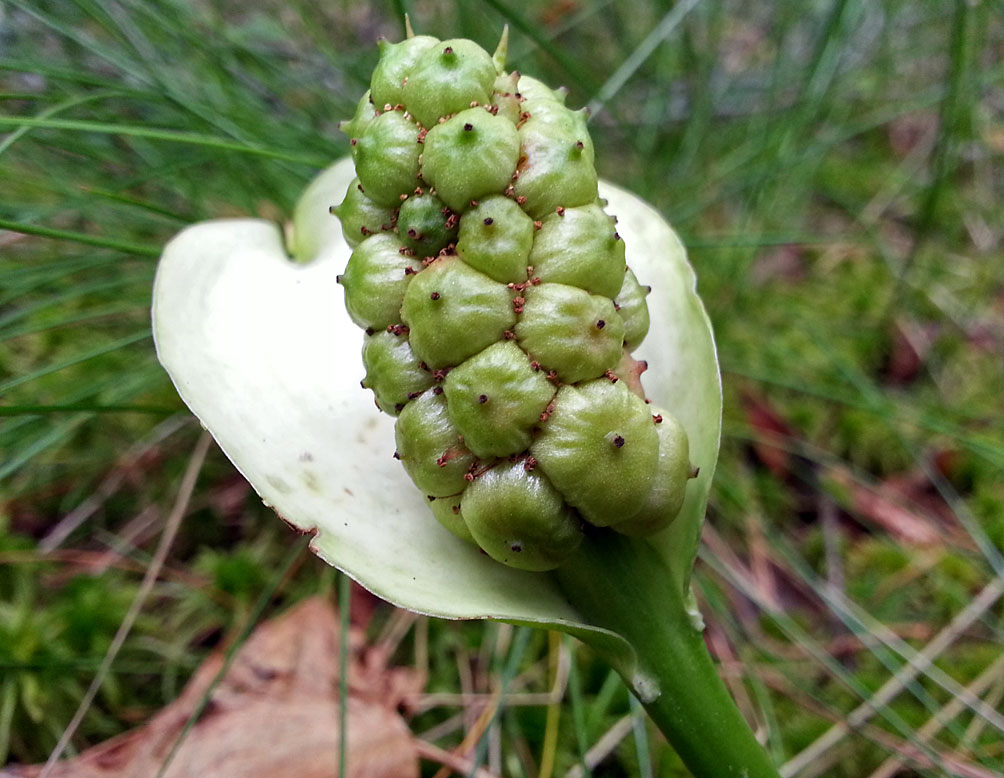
[556,532,781,778]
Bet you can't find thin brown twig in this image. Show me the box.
[564,714,636,778]
[782,577,1004,778]
[39,415,191,553]
[867,652,1004,778]
[414,739,501,778]
[39,432,213,777]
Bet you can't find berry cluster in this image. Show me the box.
[335,32,693,571]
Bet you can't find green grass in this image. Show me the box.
[2,0,1002,775]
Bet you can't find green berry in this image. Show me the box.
[519,106,595,165]
[331,178,396,249]
[361,328,435,415]
[528,203,626,298]
[615,268,651,352]
[337,232,414,331]
[443,341,556,458]
[455,195,535,284]
[531,379,659,527]
[402,39,496,128]
[461,461,582,571]
[513,118,599,218]
[339,90,378,139]
[401,253,516,369]
[350,110,422,207]
[396,192,457,257]
[420,108,520,213]
[427,494,476,544]
[515,282,624,384]
[514,74,567,106]
[615,410,693,537]
[394,391,478,497]
[370,35,440,108]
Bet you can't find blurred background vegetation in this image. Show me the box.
[1,0,1002,775]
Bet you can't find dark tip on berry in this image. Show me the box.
[653,414,663,423]
[360,226,372,235]
[359,379,366,389]
[433,386,444,395]
[394,451,401,459]
[463,122,474,132]
[357,183,364,192]
[426,494,435,501]
[407,228,419,238]
[596,319,606,329]
[470,200,479,208]
[443,45,454,54]
[336,274,344,284]
[614,232,621,241]
[523,456,538,472]
[612,435,625,448]
[407,391,422,400]
[483,217,494,226]
[555,206,565,216]
[404,266,416,275]
[510,543,522,553]
[394,403,406,412]
[576,140,584,149]
[478,394,488,404]
[430,291,441,300]
[451,504,461,514]
[349,138,357,146]
[692,467,701,478]
[503,329,516,340]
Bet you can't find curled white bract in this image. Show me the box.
[152,157,721,640]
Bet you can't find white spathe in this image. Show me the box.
[152,157,721,637]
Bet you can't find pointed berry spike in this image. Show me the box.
[492,25,509,73]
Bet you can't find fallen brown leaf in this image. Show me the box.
[740,388,797,479]
[827,466,944,547]
[6,598,419,778]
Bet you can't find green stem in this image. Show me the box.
[556,532,780,778]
